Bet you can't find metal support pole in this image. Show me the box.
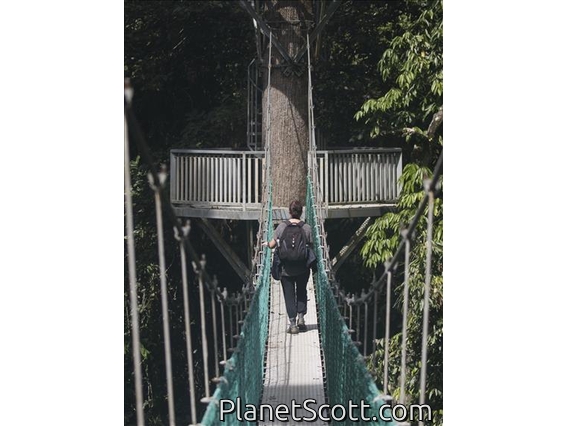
[265,31,272,161]
[149,169,176,426]
[210,278,220,379]
[229,303,234,349]
[399,235,411,405]
[383,270,392,394]
[419,186,435,426]
[194,256,211,399]
[237,295,242,333]
[372,289,378,354]
[356,299,361,345]
[124,112,145,426]
[348,297,353,332]
[363,299,369,356]
[219,288,228,362]
[175,222,197,425]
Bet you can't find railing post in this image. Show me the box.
[210,276,221,380]
[383,268,392,395]
[242,152,247,211]
[175,221,198,425]
[400,232,411,406]
[124,103,145,426]
[194,255,211,400]
[219,288,228,363]
[419,181,435,426]
[149,166,176,426]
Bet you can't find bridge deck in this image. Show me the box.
[260,275,327,425]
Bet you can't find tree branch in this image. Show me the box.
[427,106,443,140]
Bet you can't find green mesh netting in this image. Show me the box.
[306,176,396,426]
[200,183,273,426]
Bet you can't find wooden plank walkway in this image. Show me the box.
[259,275,327,425]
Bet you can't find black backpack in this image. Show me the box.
[278,220,308,263]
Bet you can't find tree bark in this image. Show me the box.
[262,0,312,208]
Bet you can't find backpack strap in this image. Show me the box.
[285,220,304,227]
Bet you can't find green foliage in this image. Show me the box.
[361,163,443,426]
[356,9,444,418]
[355,0,443,144]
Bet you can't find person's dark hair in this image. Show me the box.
[289,200,303,219]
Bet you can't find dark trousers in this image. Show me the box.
[280,270,310,320]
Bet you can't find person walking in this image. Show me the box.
[263,200,313,334]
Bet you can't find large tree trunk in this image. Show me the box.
[262,0,312,209]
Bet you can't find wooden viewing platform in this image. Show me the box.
[170,148,402,220]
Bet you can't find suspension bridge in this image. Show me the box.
[125,10,442,426]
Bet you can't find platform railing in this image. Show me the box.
[170,148,402,210]
[170,149,265,211]
[316,149,402,205]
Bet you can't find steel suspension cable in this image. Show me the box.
[383,270,392,395]
[219,288,228,363]
[418,185,435,426]
[210,277,220,380]
[149,169,176,426]
[175,222,198,425]
[124,104,145,426]
[399,236,411,405]
[193,257,211,400]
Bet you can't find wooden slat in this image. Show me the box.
[325,152,329,204]
[341,154,345,203]
[239,154,244,206]
[256,157,259,203]
[247,156,252,205]
[175,156,180,202]
[347,154,352,202]
[334,155,338,203]
[215,157,219,203]
[181,156,185,201]
[184,156,188,201]
[201,156,206,202]
[178,156,182,201]
[190,156,194,201]
[209,156,214,204]
[233,156,237,204]
[181,156,186,201]
[193,155,196,201]
[387,154,391,200]
[319,156,324,202]
[357,154,361,202]
[221,157,226,203]
[373,154,377,201]
[225,157,230,203]
[366,154,371,202]
[232,157,237,203]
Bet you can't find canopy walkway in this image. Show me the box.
[125,31,442,426]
